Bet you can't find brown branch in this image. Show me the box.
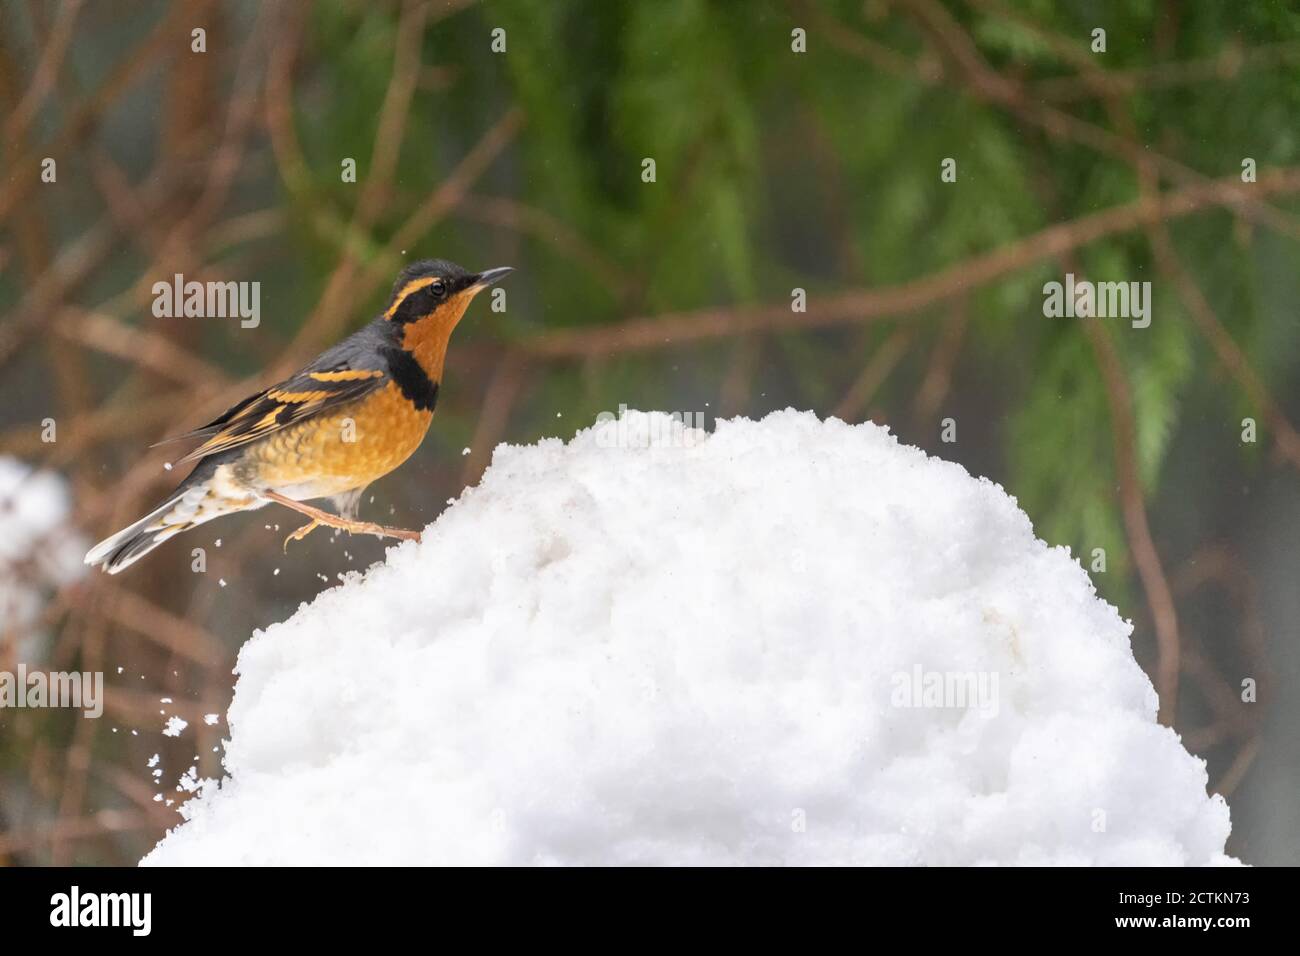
[1213,736,1261,798]
[264,0,310,191]
[90,585,228,670]
[0,168,191,369]
[453,193,630,297]
[1171,544,1266,766]
[286,0,431,357]
[50,605,106,864]
[1179,647,1256,744]
[901,0,1300,240]
[523,166,1300,360]
[1082,319,1181,725]
[170,2,275,239]
[357,0,430,224]
[0,811,151,858]
[0,398,178,463]
[797,0,936,81]
[278,105,525,368]
[1034,40,1300,103]
[912,298,969,427]
[461,351,530,485]
[0,0,196,226]
[832,325,915,422]
[56,309,228,385]
[719,334,764,417]
[1150,231,1300,470]
[2,0,84,144]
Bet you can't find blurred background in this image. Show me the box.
[1,0,1298,865]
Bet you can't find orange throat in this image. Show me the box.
[398,292,474,383]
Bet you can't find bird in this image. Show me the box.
[84,259,511,574]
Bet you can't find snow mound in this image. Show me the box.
[143,410,1234,866]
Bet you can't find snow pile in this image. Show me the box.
[143,410,1234,866]
[0,458,85,646]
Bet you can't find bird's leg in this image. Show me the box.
[265,491,422,545]
[282,519,321,551]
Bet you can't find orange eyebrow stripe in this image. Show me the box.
[308,369,384,382]
[384,276,437,319]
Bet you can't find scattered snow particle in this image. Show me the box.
[162,716,188,738]
[203,714,219,726]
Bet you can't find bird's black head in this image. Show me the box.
[383,259,512,324]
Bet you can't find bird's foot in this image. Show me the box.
[329,516,422,543]
[266,491,421,546]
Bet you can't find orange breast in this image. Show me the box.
[248,382,433,497]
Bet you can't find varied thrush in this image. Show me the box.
[85,259,511,573]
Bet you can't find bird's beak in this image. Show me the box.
[468,266,513,293]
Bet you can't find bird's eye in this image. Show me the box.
[430,279,447,298]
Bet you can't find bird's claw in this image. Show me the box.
[283,519,320,551]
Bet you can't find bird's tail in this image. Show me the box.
[84,468,242,574]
